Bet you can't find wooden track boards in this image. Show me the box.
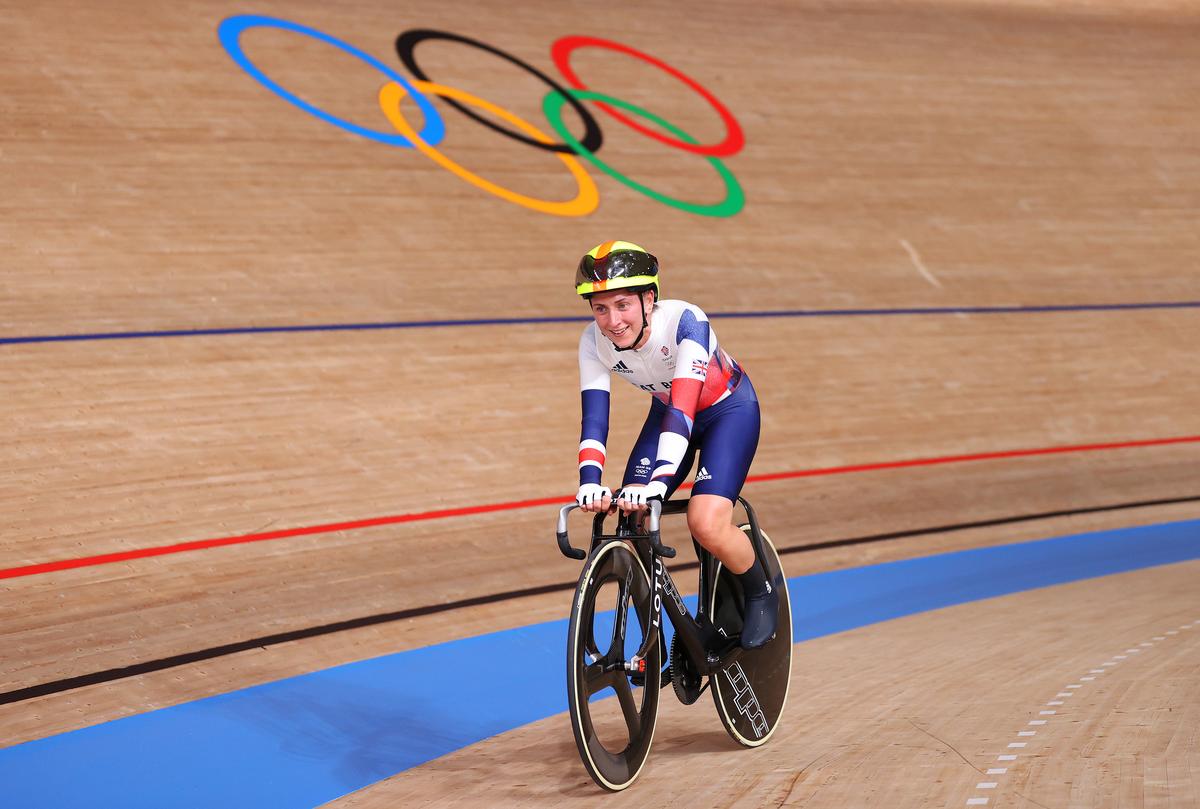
[2,0,1199,804]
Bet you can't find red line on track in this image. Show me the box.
[3,435,1198,581]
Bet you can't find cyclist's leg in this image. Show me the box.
[684,383,776,648]
[684,383,760,569]
[687,496,751,569]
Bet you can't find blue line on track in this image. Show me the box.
[1,519,1197,807]
[3,301,1198,345]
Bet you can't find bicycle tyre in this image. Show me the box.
[709,525,792,747]
[566,539,662,791]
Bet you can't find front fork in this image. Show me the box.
[627,541,724,676]
[609,499,767,678]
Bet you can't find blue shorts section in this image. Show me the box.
[622,375,760,501]
[0,520,1197,808]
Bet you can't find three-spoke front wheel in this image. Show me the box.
[566,540,662,791]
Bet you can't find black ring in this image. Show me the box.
[395,29,603,155]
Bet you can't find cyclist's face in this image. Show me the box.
[588,290,652,349]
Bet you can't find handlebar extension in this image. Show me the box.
[556,500,676,559]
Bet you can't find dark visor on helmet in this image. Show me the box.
[576,249,659,286]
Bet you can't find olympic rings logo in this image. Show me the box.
[217,15,746,218]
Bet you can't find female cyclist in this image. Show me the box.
[572,240,777,649]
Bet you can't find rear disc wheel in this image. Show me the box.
[709,526,792,747]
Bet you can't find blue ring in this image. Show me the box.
[218,15,445,147]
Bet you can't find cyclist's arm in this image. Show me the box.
[578,327,611,487]
[647,308,713,490]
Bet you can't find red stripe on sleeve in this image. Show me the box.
[578,448,606,465]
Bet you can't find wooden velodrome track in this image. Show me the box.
[2,0,1199,805]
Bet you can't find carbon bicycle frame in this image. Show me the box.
[585,498,764,678]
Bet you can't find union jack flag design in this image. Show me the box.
[691,358,708,377]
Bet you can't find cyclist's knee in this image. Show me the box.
[686,495,734,545]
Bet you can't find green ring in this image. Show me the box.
[542,89,744,218]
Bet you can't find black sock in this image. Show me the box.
[736,558,770,598]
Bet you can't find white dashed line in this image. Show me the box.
[968,621,1190,808]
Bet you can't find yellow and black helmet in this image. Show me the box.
[575,241,659,299]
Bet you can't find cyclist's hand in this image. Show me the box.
[576,483,612,512]
[615,481,667,512]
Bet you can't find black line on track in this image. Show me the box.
[4,301,1200,345]
[3,494,1198,706]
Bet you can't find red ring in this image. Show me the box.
[550,35,745,158]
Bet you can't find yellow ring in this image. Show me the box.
[378,80,599,217]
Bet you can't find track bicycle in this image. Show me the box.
[555,496,792,791]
